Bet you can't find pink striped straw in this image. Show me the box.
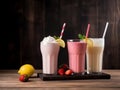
[60,23,66,39]
[85,24,90,38]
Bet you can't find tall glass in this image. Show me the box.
[40,43,60,74]
[67,39,87,73]
[86,38,104,74]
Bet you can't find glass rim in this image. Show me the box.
[67,39,82,42]
[89,38,104,39]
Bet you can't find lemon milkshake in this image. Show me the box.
[86,38,104,74]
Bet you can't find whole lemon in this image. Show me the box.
[18,64,35,77]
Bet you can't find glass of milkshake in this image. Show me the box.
[86,38,104,74]
[40,36,60,74]
[67,39,87,73]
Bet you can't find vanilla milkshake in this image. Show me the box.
[40,36,60,74]
[86,38,104,74]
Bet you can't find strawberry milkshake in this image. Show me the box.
[40,36,60,74]
[67,39,87,73]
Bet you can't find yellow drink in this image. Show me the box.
[86,38,104,74]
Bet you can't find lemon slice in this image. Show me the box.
[83,38,93,47]
[56,38,65,48]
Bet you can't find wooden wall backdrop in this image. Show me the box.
[1,0,120,69]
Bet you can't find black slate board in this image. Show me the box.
[37,72,111,81]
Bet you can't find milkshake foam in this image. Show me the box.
[41,36,57,45]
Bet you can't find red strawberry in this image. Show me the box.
[58,68,65,75]
[19,74,29,82]
[65,69,73,75]
[59,64,69,71]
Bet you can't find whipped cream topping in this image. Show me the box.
[41,36,57,45]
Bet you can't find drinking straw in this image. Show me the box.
[60,23,66,39]
[85,24,90,39]
[102,22,109,38]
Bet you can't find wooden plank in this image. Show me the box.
[0,70,120,89]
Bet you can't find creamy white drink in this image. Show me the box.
[40,36,60,74]
[86,38,104,74]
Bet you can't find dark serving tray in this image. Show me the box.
[37,72,111,81]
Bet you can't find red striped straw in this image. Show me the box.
[60,23,66,39]
[85,24,90,39]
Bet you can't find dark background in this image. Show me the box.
[1,0,120,69]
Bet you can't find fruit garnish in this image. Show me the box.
[83,38,93,47]
[18,64,35,77]
[19,74,29,82]
[56,38,65,48]
[78,34,85,40]
[53,36,60,39]
[58,68,65,75]
[78,34,93,47]
[65,69,73,75]
[53,36,65,48]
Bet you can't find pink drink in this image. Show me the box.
[40,36,60,74]
[41,43,59,74]
[67,39,87,73]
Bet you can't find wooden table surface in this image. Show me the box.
[0,70,120,90]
